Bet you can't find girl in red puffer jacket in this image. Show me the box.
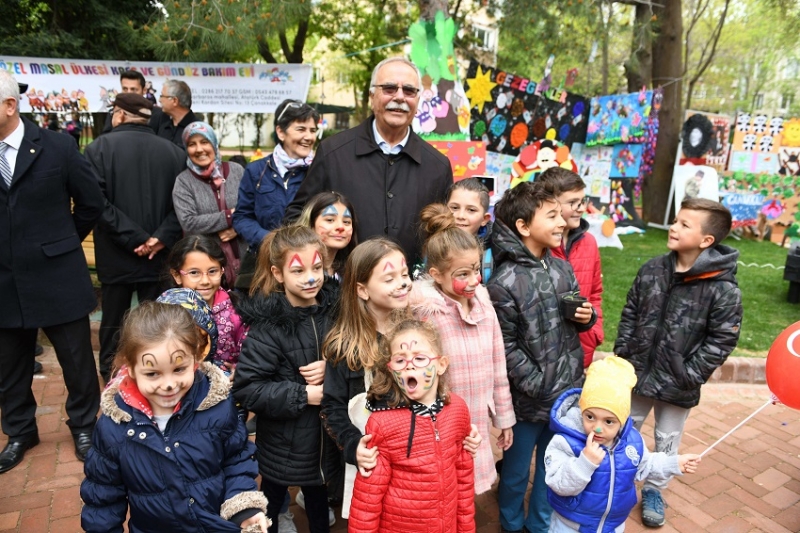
[348,317,475,533]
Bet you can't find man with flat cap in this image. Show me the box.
[84,92,186,382]
[0,70,104,472]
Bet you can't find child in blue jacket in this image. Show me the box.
[81,301,268,533]
[544,357,700,532]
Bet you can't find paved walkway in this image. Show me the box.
[1,348,798,532]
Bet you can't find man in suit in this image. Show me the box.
[0,70,104,473]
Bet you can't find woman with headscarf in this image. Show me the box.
[172,121,246,287]
[232,99,320,290]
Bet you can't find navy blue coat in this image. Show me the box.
[0,117,103,328]
[81,363,264,533]
[232,154,308,250]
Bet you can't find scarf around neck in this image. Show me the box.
[272,142,313,178]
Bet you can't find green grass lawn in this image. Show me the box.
[598,229,797,357]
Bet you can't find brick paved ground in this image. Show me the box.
[1,348,798,532]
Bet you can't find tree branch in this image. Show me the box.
[257,39,278,63]
[278,30,291,62]
[291,14,309,63]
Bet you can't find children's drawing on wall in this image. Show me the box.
[673,165,719,214]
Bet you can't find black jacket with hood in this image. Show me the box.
[486,219,595,424]
[614,245,743,408]
[232,282,340,485]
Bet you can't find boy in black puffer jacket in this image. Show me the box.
[487,182,596,533]
[615,198,742,528]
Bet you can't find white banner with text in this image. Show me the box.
[0,56,312,113]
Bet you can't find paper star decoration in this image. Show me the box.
[465,65,497,114]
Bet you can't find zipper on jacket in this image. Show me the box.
[597,443,615,532]
[310,315,326,484]
[431,413,444,531]
[638,279,675,393]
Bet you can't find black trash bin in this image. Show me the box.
[784,247,800,303]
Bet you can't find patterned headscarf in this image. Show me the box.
[182,121,223,183]
[156,288,218,359]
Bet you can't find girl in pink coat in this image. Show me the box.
[409,203,516,494]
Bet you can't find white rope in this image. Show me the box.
[737,261,784,270]
[700,399,772,457]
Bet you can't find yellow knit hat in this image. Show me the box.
[579,356,638,423]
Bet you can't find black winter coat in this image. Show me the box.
[0,118,103,328]
[614,246,743,408]
[284,117,453,263]
[84,123,186,284]
[486,219,594,424]
[232,283,340,485]
[320,357,368,466]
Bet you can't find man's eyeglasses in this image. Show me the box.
[373,84,420,98]
[387,354,440,372]
[276,101,305,124]
[562,196,591,210]
[159,94,175,100]
[178,267,224,282]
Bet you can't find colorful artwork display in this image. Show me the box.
[719,171,800,227]
[608,179,643,227]
[575,145,612,203]
[782,118,800,147]
[779,147,800,177]
[610,144,644,178]
[585,90,654,146]
[465,61,538,155]
[728,151,780,174]
[509,139,577,188]
[427,141,487,180]
[672,165,720,215]
[530,94,589,147]
[409,11,470,139]
[484,151,516,204]
[731,113,782,153]
[721,193,766,229]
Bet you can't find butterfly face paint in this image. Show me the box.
[314,201,353,253]
[132,340,196,416]
[280,245,325,307]
[388,329,445,406]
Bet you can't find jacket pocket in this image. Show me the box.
[41,234,80,257]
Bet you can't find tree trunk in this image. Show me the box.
[601,1,612,94]
[419,0,449,20]
[645,0,683,224]
[624,3,653,92]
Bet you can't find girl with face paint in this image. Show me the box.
[347,316,476,533]
[408,203,516,495]
[81,302,269,533]
[295,191,358,280]
[231,225,339,533]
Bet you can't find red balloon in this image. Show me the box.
[766,320,800,409]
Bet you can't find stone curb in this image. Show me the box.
[595,351,766,385]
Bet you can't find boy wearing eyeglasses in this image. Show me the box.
[537,167,604,369]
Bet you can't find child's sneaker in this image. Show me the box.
[277,511,297,533]
[296,490,336,526]
[641,487,665,527]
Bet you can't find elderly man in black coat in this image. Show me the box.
[0,71,104,472]
[84,92,186,383]
[285,57,453,263]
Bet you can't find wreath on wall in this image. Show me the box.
[681,114,714,158]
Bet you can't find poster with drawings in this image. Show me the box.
[672,165,719,215]
[484,151,516,204]
[575,145,612,203]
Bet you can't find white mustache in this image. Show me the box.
[386,101,411,112]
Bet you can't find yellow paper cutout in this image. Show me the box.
[465,65,497,114]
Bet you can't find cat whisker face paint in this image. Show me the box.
[359,250,413,314]
[314,202,354,251]
[279,245,326,307]
[131,341,196,417]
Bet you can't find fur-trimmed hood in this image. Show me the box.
[235,281,338,333]
[100,362,230,424]
[410,276,494,322]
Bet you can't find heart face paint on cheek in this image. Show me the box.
[452,278,472,297]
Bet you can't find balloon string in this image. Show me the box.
[700,399,772,458]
